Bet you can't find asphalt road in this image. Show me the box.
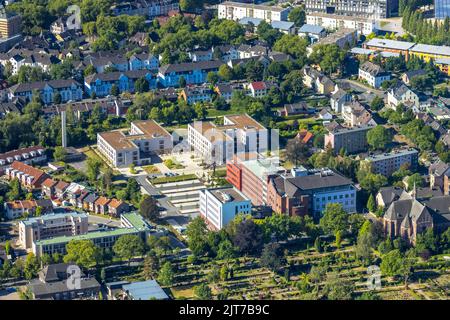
[134,175,181,217]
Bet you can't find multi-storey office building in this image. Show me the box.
[97,120,173,168]
[188,114,268,165]
[19,212,89,250]
[226,156,285,206]
[304,0,399,19]
[363,149,419,177]
[199,187,251,230]
[306,12,377,35]
[218,1,291,22]
[32,213,150,257]
[267,167,357,217]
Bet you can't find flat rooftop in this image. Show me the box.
[131,120,171,138]
[122,280,168,300]
[307,12,375,23]
[209,187,248,204]
[241,157,284,179]
[410,43,450,57]
[220,1,288,12]
[365,38,416,51]
[365,149,418,162]
[20,212,87,226]
[98,130,135,150]
[35,213,149,246]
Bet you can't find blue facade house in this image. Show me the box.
[129,53,159,71]
[157,60,223,87]
[8,79,84,105]
[85,70,157,97]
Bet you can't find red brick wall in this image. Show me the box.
[226,162,242,190]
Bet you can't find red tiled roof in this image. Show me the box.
[108,198,124,209]
[54,181,69,191]
[10,161,47,185]
[95,196,111,206]
[42,178,57,188]
[250,81,267,91]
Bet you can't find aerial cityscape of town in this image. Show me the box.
[0,0,449,304]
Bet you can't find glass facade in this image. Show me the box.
[436,0,450,19]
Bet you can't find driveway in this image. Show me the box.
[336,79,386,98]
[134,175,181,217]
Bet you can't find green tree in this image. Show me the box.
[110,84,119,96]
[324,273,355,300]
[406,173,424,191]
[370,95,385,111]
[218,64,233,81]
[63,240,101,269]
[194,283,212,300]
[24,253,39,280]
[53,146,67,162]
[260,242,285,272]
[139,195,160,222]
[186,216,210,257]
[320,203,349,237]
[157,261,174,286]
[367,126,391,150]
[86,157,102,183]
[113,234,145,265]
[288,6,306,27]
[380,249,403,277]
[367,194,376,212]
[232,219,264,255]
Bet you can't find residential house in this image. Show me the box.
[8,79,83,104]
[84,70,157,97]
[401,69,427,85]
[298,24,326,43]
[41,178,57,198]
[277,102,315,116]
[376,186,411,209]
[54,181,70,199]
[330,89,351,113]
[358,61,391,88]
[341,101,376,127]
[324,124,373,154]
[108,199,130,217]
[387,82,420,109]
[188,48,213,62]
[94,196,111,215]
[5,161,49,189]
[180,85,214,104]
[83,193,98,212]
[157,60,223,87]
[129,52,159,71]
[296,129,314,146]
[0,146,47,173]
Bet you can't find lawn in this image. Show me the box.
[149,174,197,184]
[163,158,185,170]
[142,165,160,174]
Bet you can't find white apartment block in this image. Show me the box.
[187,114,268,165]
[19,212,88,250]
[199,187,251,230]
[304,0,398,19]
[97,120,173,168]
[218,1,291,22]
[306,12,377,35]
[363,149,419,177]
[358,61,391,88]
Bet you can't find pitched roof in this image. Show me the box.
[10,79,81,93]
[10,161,48,185]
[159,60,223,75]
[95,196,110,206]
[42,178,57,189]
